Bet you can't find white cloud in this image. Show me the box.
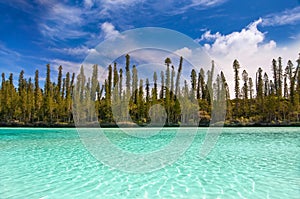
[47,59,81,74]
[199,18,300,98]
[100,22,121,40]
[262,6,300,26]
[46,59,104,84]
[50,46,96,56]
[84,0,94,8]
[174,47,193,59]
[129,49,170,64]
[263,40,276,50]
[202,18,271,57]
[196,31,221,42]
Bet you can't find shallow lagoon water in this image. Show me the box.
[0,127,299,198]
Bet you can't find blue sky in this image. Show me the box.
[0,0,300,86]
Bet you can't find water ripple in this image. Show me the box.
[0,128,299,198]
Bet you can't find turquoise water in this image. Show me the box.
[0,127,299,198]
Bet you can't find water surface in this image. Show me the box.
[0,127,299,198]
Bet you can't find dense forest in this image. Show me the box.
[0,53,300,127]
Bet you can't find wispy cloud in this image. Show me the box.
[0,44,30,75]
[2,0,227,44]
[38,0,135,42]
[2,1,90,42]
[48,3,83,25]
[99,0,144,16]
[0,0,34,13]
[49,46,96,57]
[39,24,89,41]
[96,0,227,20]
[262,6,300,26]
[177,0,227,14]
[0,44,21,57]
[38,2,90,41]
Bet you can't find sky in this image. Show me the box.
[0,0,300,95]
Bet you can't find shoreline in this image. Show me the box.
[0,122,300,128]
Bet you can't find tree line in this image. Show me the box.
[0,54,299,126]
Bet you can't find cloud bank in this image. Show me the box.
[198,18,300,97]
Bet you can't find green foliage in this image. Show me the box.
[0,54,300,126]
